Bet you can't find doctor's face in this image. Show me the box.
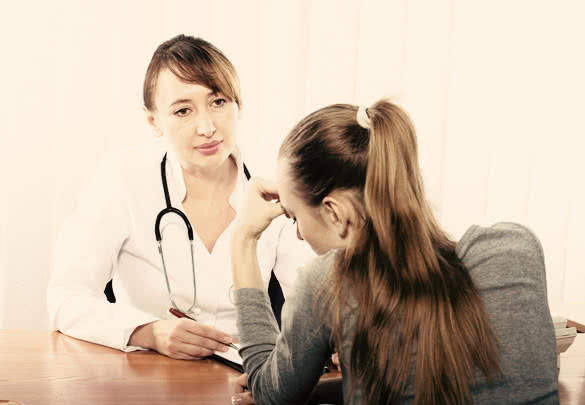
[147,69,239,173]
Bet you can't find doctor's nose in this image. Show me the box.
[196,111,216,137]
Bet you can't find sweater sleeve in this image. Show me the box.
[234,252,336,405]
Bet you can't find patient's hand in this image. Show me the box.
[232,373,255,404]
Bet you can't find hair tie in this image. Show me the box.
[356,106,371,129]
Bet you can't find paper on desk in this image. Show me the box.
[214,343,242,365]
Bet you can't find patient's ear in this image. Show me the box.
[321,193,355,240]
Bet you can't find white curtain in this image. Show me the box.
[1,0,583,328]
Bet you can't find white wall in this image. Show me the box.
[1,0,584,328]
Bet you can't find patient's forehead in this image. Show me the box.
[276,158,297,205]
[276,158,290,188]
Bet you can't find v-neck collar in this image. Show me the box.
[162,140,247,211]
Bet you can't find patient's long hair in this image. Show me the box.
[279,99,500,404]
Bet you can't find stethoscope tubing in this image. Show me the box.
[154,153,251,313]
[155,153,197,314]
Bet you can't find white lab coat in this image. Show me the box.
[47,140,315,352]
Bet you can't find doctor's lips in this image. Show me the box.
[195,140,222,155]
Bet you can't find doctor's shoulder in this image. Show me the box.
[90,141,165,189]
[114,140,164,175]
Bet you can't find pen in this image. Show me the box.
[168,307,239,351]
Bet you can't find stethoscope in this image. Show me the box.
[154,153,251,315]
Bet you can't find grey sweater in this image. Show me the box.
[235,223,559,404]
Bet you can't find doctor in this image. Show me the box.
[47,35,313,359]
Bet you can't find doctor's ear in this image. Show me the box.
[144,106,163,137]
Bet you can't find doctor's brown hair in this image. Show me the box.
[143,35,241,111]
[279,100,500,404]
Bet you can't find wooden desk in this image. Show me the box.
[0,330,342,405]
[558,334,585,405]
[2,330,583,404]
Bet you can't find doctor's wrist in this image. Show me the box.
[128,321,156,350]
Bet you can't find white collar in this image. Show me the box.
[161,140,248,209]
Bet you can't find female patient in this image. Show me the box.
[230,100,559,404]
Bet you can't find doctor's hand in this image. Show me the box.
[232,373,255,404]
[128,318,234,360]
[234,177,284,241]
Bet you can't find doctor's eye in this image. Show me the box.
[174,107,191,117]
[212,98,226,108]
